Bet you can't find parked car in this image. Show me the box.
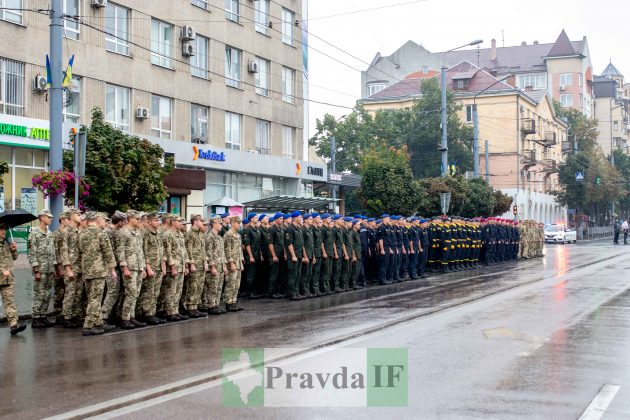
[544,224,577,244]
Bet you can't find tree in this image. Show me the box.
[553,101,599,152]
[358,145,418,216]
[493,190,513,216]
[63,108,174,213]
[460,178,496,218]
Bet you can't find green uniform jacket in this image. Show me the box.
[78,225,116,280]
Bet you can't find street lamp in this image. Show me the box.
[440,39,483,177]
[330,114,346,213]
[472,74,512,178]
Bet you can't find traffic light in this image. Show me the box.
[595,176,601,185]
[512,205,517,215]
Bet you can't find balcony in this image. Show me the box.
[543,159,557,172]
[562,141,574,152]
[542,132,557,147]
[521,118,536,135]
[522,150,537,167]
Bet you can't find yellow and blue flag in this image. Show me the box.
[45,54,52,88]
[62,54,74,87]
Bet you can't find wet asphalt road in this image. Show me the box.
[2,241,630,419]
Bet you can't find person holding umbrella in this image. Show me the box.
[0,223,26,335]
[28,209,57,328]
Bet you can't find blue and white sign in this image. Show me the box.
[575,172,584,182]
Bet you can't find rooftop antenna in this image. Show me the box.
[502,30,505,47]
[477,44,481,68]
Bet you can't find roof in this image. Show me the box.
[546,29,576,57]
[601,62,623,78]
[404,69,439,79]
[241,195,338,211]
[521,89,548,104]
[437,30,585,74]
[370,77,422,99]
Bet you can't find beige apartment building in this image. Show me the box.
[0,0,324,217]
[360,62,568,224]
[593,63,630,155]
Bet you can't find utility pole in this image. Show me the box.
[330,135,337,214]
[485,139,489,182]
[49,0,64,230]
[472,104,479,177]
[440,65,448,177]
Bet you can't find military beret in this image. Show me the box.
[311,212,321,219]
[332,214,342,221]
[375,219,382,225]
[220,213,230,219]
[38,209,53,218]
[352,219,360,225]
[290,211,302,218]
[321,213,331,220]
[268,215,276,222]
[380,214,390,219]
[247,212,257,220]
[243,218,250,225]
[283,213,292,220]
[391,215,399,221]
[367,218,375,223]
[259,213,268,220]
[342,217,353,223]
[274,212,283,219]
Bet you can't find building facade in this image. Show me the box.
[0,0,323,217]
[360,62,568,224]
[593,63,630,155]
[361,30,594,117]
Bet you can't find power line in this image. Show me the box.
[305,0,430,21]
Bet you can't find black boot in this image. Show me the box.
[10,323,26,335]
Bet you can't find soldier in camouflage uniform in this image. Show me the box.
[163,216,190,321]
[0,224,25,335]
[78,212,117,336]
[102,211,125,322]
[138,212,166,325]
[223,216,245,311]
[28,209,57,328]
[184,215,207,317]
[116,210,146,329]
[204,216,228,315]
[156,213,172,316]
[51,212,68,322]
[59,209,83,328]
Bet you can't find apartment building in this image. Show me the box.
[0,0,323,217]
[362,30,594,117]
[593,63,630,155]
[359,62,568,224]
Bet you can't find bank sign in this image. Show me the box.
[0,122,50,140]
[193,145,226,162]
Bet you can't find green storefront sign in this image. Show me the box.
[0,123,50,141]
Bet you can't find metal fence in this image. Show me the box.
[580,226,614,239]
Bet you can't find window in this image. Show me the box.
[579,94,584,108]
[367,83,387,97]
[465,105,473,123]
[191,35,209,79]
[579,73,583,87]
[191,104,208,143]
[256,120,270,154]
[560,94,573,107]
[614,121,619,131]
[63,0,80,40]
[282,126,294,158]
[225,0,239,22]
[282,8,295,46]
[282,67,295,103]
[63,77,80,123]
[105,84,130,131]
[559,73,573,87]
[0,0,23,24]
[151,95,172,139]
[105,3,130,55]
[151,19,173,68]
[254,57,270,96]
[517,74,546,89]
[225,112,241,150]
[255,0,270,35]
[454,79,468,90]
[191,0,208,10]
[0,57,24,116]
[225,46,241,88]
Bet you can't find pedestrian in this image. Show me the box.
[77,212,117,336]
[223,216,245,311]
[28,209,57,328]
[614,219,621,245]
[622,220,628,245]
[0,224,26,335]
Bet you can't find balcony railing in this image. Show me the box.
[542,132,557,146]
[522,150,536,166]
[562,141,574,152]
[521,118,536,135]
[543,159,557,172]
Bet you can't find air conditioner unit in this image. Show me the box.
[181,25,196,41]
[136,107,149,119]
[182,41,196,57]
[248,61,259,73]
[192,137,206,144]
[91,0,107,8]
[247,149,260,154]
[33,75,48,92]
[559,85,565,91]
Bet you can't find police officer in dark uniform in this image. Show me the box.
[319,214,334,294]
[267,213,286,298]
[359,218,370,286]
[407,217,420,280]
[285,211,306,300]
[376,215,392,285]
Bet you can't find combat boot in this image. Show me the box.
[42,317,56,327]
[121,320,136,329]
[31,318,46,328]
[145,316,161,325]
[10,323,26,336]
[82,327,105,336]
[208,306,222,315]
[101,323,116,332]
[131,318,146,328]
[226,304,244,312]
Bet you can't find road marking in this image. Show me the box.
[483,327,546,345]
[578,384,621,420]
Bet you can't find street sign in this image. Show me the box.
[567,209,576,215]
[575,172,584,182]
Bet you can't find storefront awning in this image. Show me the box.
[242,195,338,211]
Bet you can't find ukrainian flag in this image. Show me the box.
[62,54,75,87]
[45,55,52,88]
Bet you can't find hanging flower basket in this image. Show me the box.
[32,170,91,210]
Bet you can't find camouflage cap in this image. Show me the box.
[210,215,222,223]
[126,210,141,219]
[146,211,159,220]
[230,216,242,223]
[85,211,99,221]
[59,211,69,220]
[38,209,53,218]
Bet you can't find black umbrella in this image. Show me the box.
[0,209,38,241]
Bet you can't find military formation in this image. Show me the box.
[0,208,544,337]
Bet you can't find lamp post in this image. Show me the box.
[330,114,346,213]
[440,39,483,177]
[472,74,511,178]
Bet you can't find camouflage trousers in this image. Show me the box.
[52,275,65,316]
[185,269,205,310]
[0,283,18,327]
[101,270,121,319]
[202,266,225,309]
[223,268,241,305]
[62,274,85,320]
[136,274,162,317]
[121,271,142,321]
[83,277,106,329]
[163,272,184,315]
[32,272,55,318]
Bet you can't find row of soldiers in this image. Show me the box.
[0,208,544,336]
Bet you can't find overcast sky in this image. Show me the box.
[305,0,630,139]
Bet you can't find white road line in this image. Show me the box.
[578,384,621,420]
